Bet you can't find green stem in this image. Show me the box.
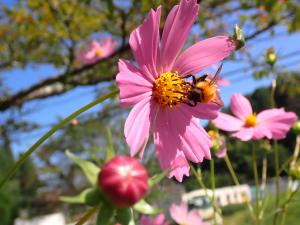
[190,164,222,218]
[224,154,256,221]
[273,140,280,225]
[224,155,240,185]
[0,90,118,189]
[210,158,217,225]
[279,135,300,225]
[252,145,260,225]
[75,206,100,225]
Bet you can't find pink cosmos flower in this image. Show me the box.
[116,0,236,181]
[80,38,117,64]
[140,213,169,225]
[213,93,298,141]
[170,202,211,225]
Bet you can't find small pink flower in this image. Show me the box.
[217,77,230,87]
[116,0,235,181]
[170,202,211,225]
[140,213,169,225]
[80,38,117,64]
[213,93,298,141]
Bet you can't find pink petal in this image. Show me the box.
[187,209,204,225]
[101,38,117,57]
[124,97,154,156]
[178,109,212,162]
[140,216,151,225]
[116,59,153,108]
[257,108,297,140]
[231,128,254,141]
[129,7,161,81]
[181,102,220,120]
[173,36,235,76]
[252,125,272,140]
[160,0,199,72]
[154,214,168,225]
[170,202,188,224]
[153,108,190,182]
[230,94,253,120]
[90,40,101,49]
[212,112,243,132]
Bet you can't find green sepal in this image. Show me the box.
[96,203,115,225]
[133,199,161,215]
[60,188,94,204]
[116,208,131,225]
[66,150,100,186]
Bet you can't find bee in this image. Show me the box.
[183,64,224,107]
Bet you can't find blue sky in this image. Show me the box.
[1,3,300,157]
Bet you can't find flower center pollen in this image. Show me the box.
[153,72,190,108]
[95,49,103,56]
[245,114,257,127]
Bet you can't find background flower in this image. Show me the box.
[79,38,117,64]
[140,213,169,225]
[213,93,298,141]
[170,202,210,225]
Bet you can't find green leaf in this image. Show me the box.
[60,188,94,204]
[96,204,115,225]
[105,127,115,162]
[66,150,100,186]
[133,199,161,215]
[116,208,131,225]
[148,171,167,188]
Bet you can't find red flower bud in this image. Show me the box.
[98,156,149,207]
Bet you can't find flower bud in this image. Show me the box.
[266,47,277,67]
[292,121,300,135]
[290,161,300,179]
[232,25,245,50]
[98,156,149,208]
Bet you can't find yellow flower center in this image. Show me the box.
[153,72,190,108]
[95,49,103,56]
[208,130,218,138]
[244,114,257,127]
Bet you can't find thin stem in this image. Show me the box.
[190,164,222,218]
[261,157,267,192]
[280,135,300,225]
[252,145,260,225]
[224,154,256,221]
[0,90,118,189]
[271,78,276,108]
[210,158,217,225]
[224,155,240,185]
[75,206,99,225]
[273,140,280,225]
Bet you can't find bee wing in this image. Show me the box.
[209,63,223,85]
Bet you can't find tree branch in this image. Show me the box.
[0,45,129,111]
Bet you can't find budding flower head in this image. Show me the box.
[290,161,300,179]
[292,121,300,135]
[266,47,277,67]
[232,25,245,50]
[98,156,149,208]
